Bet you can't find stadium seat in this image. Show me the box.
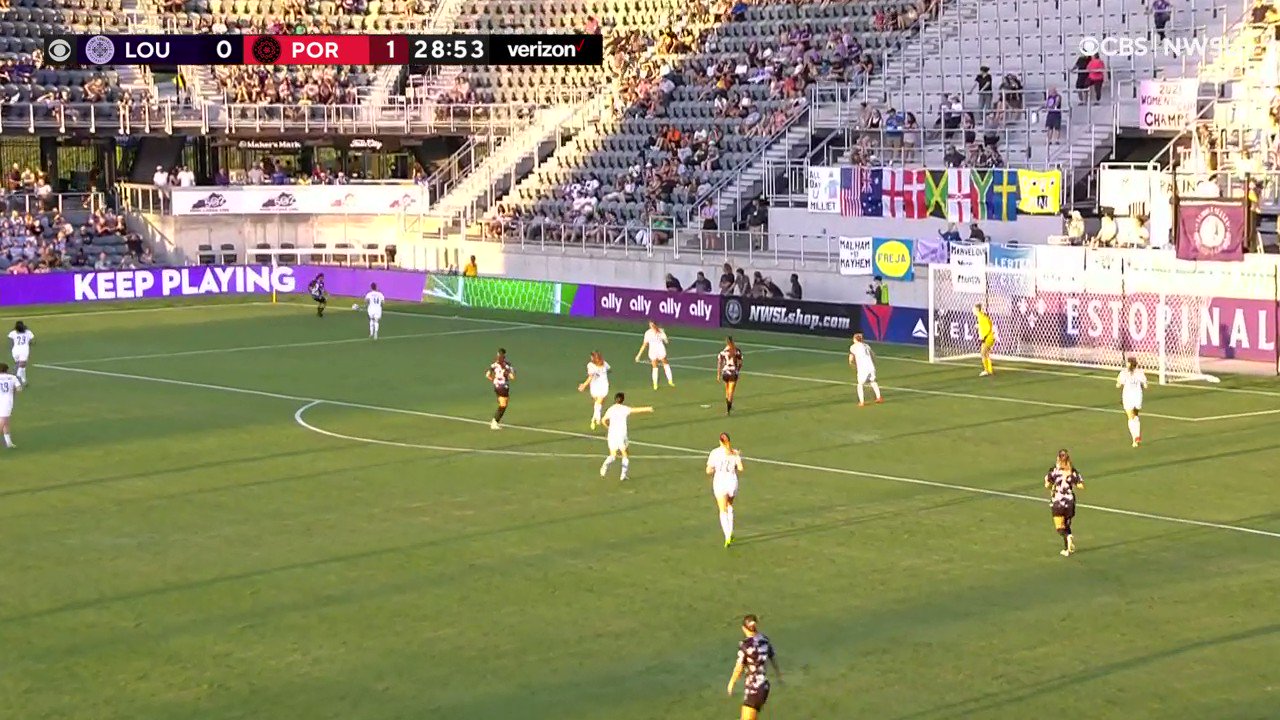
[198,244,216,265]
[219,243,237,265]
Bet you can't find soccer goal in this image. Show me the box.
[927,264,1219,384]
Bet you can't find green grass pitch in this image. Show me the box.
[3,297,1278,720]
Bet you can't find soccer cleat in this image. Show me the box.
[875,397,884,404]
[979,371,991,377]
[590,419,597,431]
[1060,549,1071,557]
[490,419,501,430]
[600,465,608,478]
[858,402,865,407]
[667,380,675,387]
[620,473,628,482]
[724,536,733,548]
[652,382,659,390]
[1133,437,1142,447]
[1067,536,1076,554]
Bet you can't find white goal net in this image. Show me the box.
[927,264,1217,384]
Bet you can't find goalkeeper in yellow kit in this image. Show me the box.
[974,303,995,376]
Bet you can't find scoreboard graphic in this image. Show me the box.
[43,34,604,66]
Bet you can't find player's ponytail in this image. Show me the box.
[742,614,758,632]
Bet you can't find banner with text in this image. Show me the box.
[949,242,988,294]
[0,265,428,306]
[872,238,915,280]
[721,296,861,338]
[838,236,873,276]
[1176,199,1247,262]
[170,185,427,216]
[807,166,841,214]
[593,286,720,328]
[424,275,590,315]
[1139,78,1199,132]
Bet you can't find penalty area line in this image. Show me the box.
[293,400,693,460]
[37,363,1280,541]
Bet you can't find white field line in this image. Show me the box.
[294,401,693,460]
[7,301,276,321]
[666,363,1201,422]
[39,363,1280,541]
[373,308,1280,401]
[1187,408,1280,422]
[51,323,531,365]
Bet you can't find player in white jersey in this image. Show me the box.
[1115,356,1148,447]
[634,321,675,390]
[578,351,612,429]
[599,392,654,481]
[362,282,385,340]
[0,362,22,448]
[706,432,744,547]
[8,321,33,385]
[847,333,883,407]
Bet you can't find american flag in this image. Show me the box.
[841,167,883,217]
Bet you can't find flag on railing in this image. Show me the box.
[840,167,883,217]
[1017,169,1061,215]
[925,170,948,219]
[946,168,978,222]
[972,170,994,219]
[989,169,1021,221]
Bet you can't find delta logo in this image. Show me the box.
[329,193,358,208]
[190,193,229,212]
[261,193,298,210]
[389,193,418,210]
[862,305,892,341]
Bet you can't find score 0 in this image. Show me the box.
[370,36,409,65]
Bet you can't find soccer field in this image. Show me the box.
[5,298,1279,720]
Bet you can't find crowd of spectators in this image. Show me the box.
[662,262,802,299]
[212,66,362,107]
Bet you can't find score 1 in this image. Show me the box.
[369,36,409,65]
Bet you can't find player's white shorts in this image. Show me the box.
[648,349,667,362]
[12,349,28,364]
[0,400,11,419]
[607,434,628,454]
[367,307,382,320]
[590,381,610,399]
[1122,392,1143,412]
[857,368,876,384]
[713,475,738,499]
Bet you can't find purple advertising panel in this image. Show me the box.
[594,285,720,328]
[0,265,428,306]
[935,293,1279,363]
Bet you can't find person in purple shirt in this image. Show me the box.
[1152,0,1172,42]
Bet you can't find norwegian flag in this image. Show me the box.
[946,167,979,222]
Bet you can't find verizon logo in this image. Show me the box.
[506,38,585,58]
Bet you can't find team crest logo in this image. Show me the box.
[84,35,116,65]
[724,299,743,325]
[252,36,283,64]
[862,305,892,341]
[1192,206,1231,253]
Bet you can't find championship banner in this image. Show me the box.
[872,238,915,280]
[1139,78,1199,132]
[948,242,988,294]
[806,166,840,214]
[593,286,720,328]
[838,236,873,276]
[424,275,589,315]
[0,265,428,306]
[721,296,861,338]
[1176,199,1247,262]
[170,185,427,216]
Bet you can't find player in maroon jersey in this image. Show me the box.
[486,348,516,430]
[717,337,744,415]
[1045,449,1085,556]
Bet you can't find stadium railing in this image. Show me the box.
[1,192,107,215]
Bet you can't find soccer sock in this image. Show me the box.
[16,367,25,383]
[652,367,659,386]
[601,455,615,472]
[1129,416,1141,439]
[494,405,507,422]
[870,382,882,400]
[857,383,865,404]
[718,511,731,540]
[621,458,630,476]
[725,506,734,537]
[2,433,10,447]
[983,357,993,374]
[663,364,673,383]
[726,398,733,414]
[592,403,602,423]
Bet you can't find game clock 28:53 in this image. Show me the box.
[407,35,488,64]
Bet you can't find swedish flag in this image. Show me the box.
[989,169,1021,221]
[1017,170,1061,215]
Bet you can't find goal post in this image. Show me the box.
[927,264,1218,384]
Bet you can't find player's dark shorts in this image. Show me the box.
[722,370,739,383]
[493,385,510,398]
[1051,501,1076,520]
[743,683,770,711]
[312,293,326,303]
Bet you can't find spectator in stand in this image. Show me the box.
[787,273,803,300]
[152,165,168,187]
[1072,53,1092,104]
[719,263,735,294]
[973,65,993,120]
[764,276,783,298]
[968,222,987,242]
[246,163,265,185]
[94,251,110,270]
[665,273,683,292]
[1152,0,1172,42]
[176,166,197,187]
[1066,210,1086,245]
[734,268,750,295]
[1044,87,1064,144]
[745,198,768,233]
[214,168,230,186]
[750,271,768,297]
[691,271,713,293]
[1086,54,1106,102]
[939,222,962,243]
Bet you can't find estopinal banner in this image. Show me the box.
[170,185,427,216]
